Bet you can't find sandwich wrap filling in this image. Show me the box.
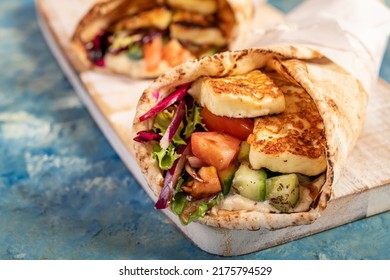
[70,0,253,78]
[132,46,367,230]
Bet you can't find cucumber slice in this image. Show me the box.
[218,164,238,195]
[238,141,250,163]
[127,44,143,60]
[265,173,300,212]
[232,164,267,201]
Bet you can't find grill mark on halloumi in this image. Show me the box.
[167,0,218,15]
[172,10,216,28]
[112,7,172,32]
[170,23,227,47]
[248,72,327,176]
[188,70,286,118]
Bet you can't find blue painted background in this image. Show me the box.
[0,0,389,260]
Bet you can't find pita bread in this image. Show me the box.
[70,0,254,78]
[132,45,367,230]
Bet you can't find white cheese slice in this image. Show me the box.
[167,0,218,15]
[113,7,172,31]
[170,23,227,47]
[188,70,286,118]
[248,72,327,176]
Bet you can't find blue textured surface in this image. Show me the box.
[0,0,389,260]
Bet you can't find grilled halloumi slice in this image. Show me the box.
[247,72,327,176]
[170,23,226,46]
[188,70,286,118]
[167,0,218,15]
[172,10,216,28]
[113,7,172,32]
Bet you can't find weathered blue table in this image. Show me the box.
[0,0,389,259]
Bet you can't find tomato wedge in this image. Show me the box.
[143,35,163,72]
[191,131,241,171]
[201,107,254,141]
[162,39,192,67]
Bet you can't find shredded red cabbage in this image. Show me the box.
[86,30,111,67]
[133,130,161,143]
[160,99,186,149]
[155,144,190,209]
[139,84,190,122]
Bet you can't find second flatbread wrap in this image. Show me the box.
[70,0,254,78]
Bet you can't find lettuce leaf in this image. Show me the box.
[152,143,181,170]
[171,192,187,217]
[171,192,223,225]
[184,102,206,138]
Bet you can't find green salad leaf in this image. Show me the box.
[184,102,206,138]
[171,192,187,217]
[171,192,223,225]
[152,143,181,170]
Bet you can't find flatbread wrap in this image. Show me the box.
[70,0,254,78]
[132,46,367,230]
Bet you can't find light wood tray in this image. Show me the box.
[36,0,390,256]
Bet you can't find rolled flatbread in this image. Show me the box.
[70,0,254,78]
[132,45,367,230]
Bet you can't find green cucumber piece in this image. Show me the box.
[127,44,143,60]
[218,164,238,195]
[232,164,267,201]
[238,141,250,163]
[265,173,300,212]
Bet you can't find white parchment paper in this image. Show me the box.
[249,0,390,92]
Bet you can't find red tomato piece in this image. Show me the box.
[143,35,163,72]
[191,131,241,171]
[162,39,192,67]
[201,107,254,141]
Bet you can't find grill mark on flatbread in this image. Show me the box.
[325,96,339,112]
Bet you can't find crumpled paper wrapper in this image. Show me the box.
[249,0,390,92]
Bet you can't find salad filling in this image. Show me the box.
[84,2,235,74]
[134,69,327,225]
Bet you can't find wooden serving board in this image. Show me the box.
[36,0,390,256]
